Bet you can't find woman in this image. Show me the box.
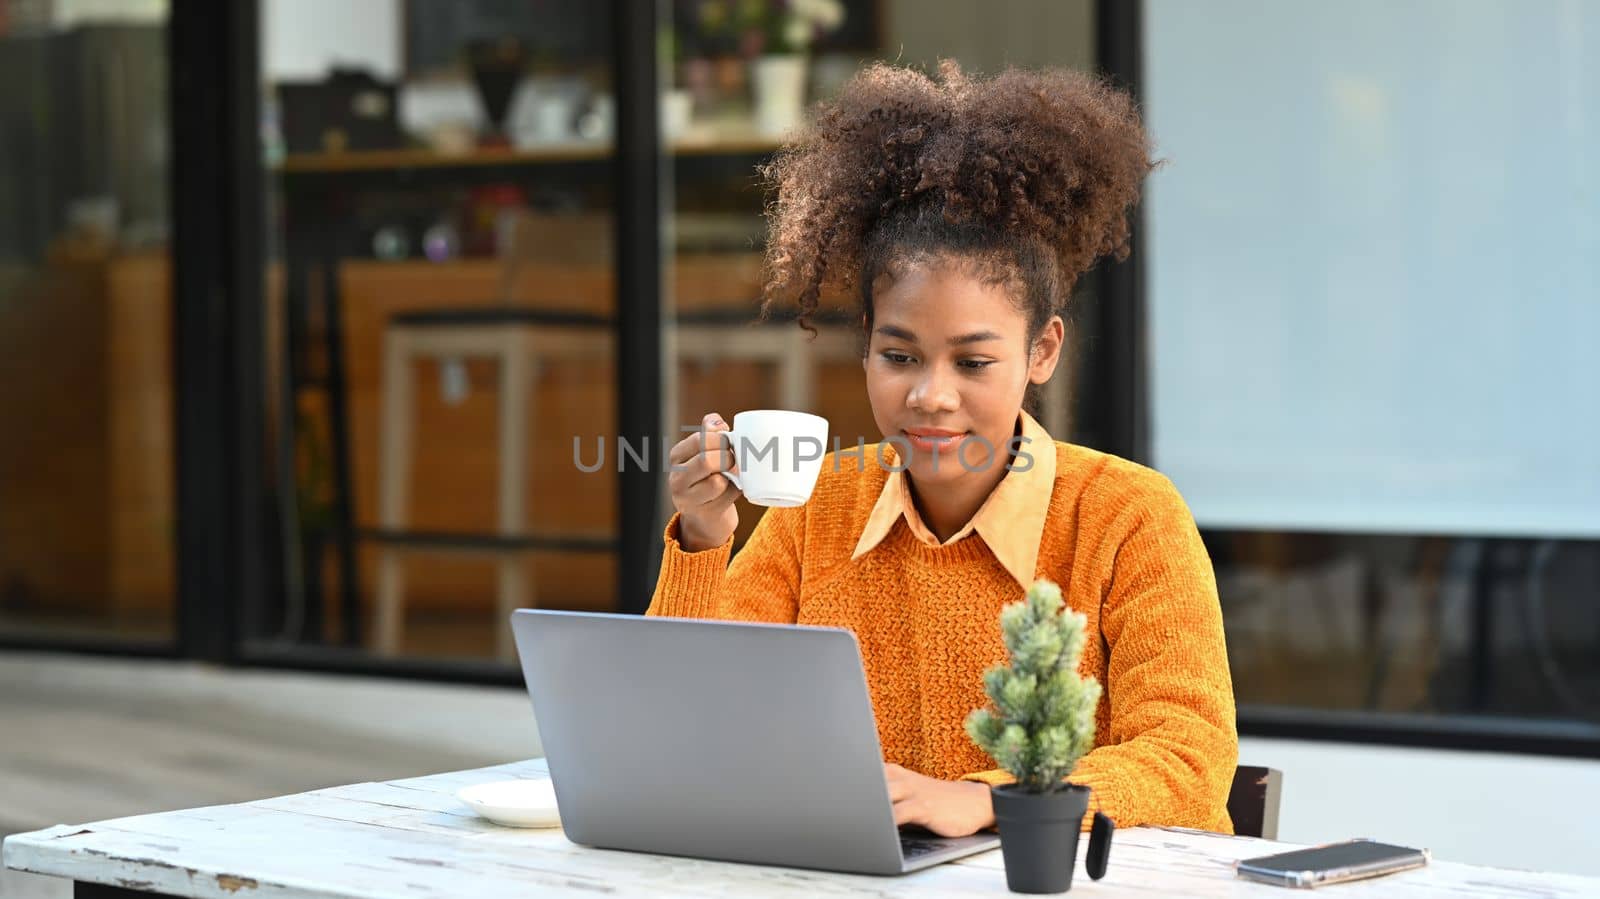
[649,61,1236,838]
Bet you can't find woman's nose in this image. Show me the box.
[907,367,960,413]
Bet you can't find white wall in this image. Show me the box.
[1144,0,1600,537]
[1241,736,1600,876]
[262,0,400,81]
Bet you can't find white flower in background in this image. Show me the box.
[808,0,845,30]
[781,0,845,52]
[786,17,811,49]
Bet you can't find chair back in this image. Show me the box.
[1228,765,1283,839]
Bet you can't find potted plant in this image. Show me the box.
[966,579,1114,893]
[742,0,846,135]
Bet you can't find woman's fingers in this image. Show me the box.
[668,414,733,472]
[679,468,737,507]
[884,766,990,838]
[666,416,716,466]
[884,763,912,802]
[668,412,743,515]
[667,413,742,551]
[893,800,929,829]
[702,414,736,479]
[666,432,698,468]
[668,461,735,509]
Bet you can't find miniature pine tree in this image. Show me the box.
[965,578,1101,793]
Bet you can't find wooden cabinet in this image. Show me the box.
[317,254,871,616]
[0,251,175,620]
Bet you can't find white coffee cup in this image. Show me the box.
[718,409,830,507]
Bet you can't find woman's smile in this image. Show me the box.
[903,427,968,456]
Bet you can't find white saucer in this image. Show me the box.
[455,778,562,828]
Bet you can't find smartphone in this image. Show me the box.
[1235,839,1430,888]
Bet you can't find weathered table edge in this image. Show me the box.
[5,821,356,899]
[10,766,1600,899]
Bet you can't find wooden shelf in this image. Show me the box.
[277,134,782,174]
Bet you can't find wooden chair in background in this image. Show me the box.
[373,211,860,658]
[373,210,625,657]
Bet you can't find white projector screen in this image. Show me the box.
[1144,0,1599,537]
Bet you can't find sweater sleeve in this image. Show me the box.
[645,507,804,623]
[960,473,1238,833]
[1067,473,1238,831]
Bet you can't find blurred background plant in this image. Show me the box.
[675,0,846,60]
[671,0,847,133]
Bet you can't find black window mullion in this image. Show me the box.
[614,0,664,614]
[1092,0,1149,466]
[171,0,265,662]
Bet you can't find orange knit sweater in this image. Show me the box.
[647,439,1238,833]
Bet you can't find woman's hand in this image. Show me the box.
[884,763,995,838]
[666,412,741,552]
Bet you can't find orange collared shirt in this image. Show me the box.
[850,410,1058,589]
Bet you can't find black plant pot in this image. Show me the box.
[990,784,1114,893]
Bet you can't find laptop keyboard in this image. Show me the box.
[900,835,949,859]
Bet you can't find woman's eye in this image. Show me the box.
[959,359,995,371]
[882,351,915,365]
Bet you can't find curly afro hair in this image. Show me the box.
[759,60,1154,344]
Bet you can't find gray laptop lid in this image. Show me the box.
[512,610,915,875]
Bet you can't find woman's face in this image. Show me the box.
[863,262,1063,491]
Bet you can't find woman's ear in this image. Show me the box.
[1028,316,1065,385]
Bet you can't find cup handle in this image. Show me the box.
[718,429,742,490]
[1085,810,1114,881]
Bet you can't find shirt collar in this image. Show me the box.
[850,411,1057,588]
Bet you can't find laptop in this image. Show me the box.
[510,609,1001,875]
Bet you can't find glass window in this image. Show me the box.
[1144,0,1600,725]
[251,0,619,663]
[0,2,175,645]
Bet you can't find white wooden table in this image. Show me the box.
[5,758,1597,898]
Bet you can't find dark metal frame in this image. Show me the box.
[1089,0,1150,464]
[170,0,268,664]
[613,0,665,615]
[238,0,663,670]
[1241,706,1600,759]
[0,0,264,664]
[269,158,622,651]
[7,0,1595,757]
[1,0,268,664]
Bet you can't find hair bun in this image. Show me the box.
[760,60,1154,327]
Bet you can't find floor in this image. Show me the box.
[0,652,536,899]
[0,608,544,662]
